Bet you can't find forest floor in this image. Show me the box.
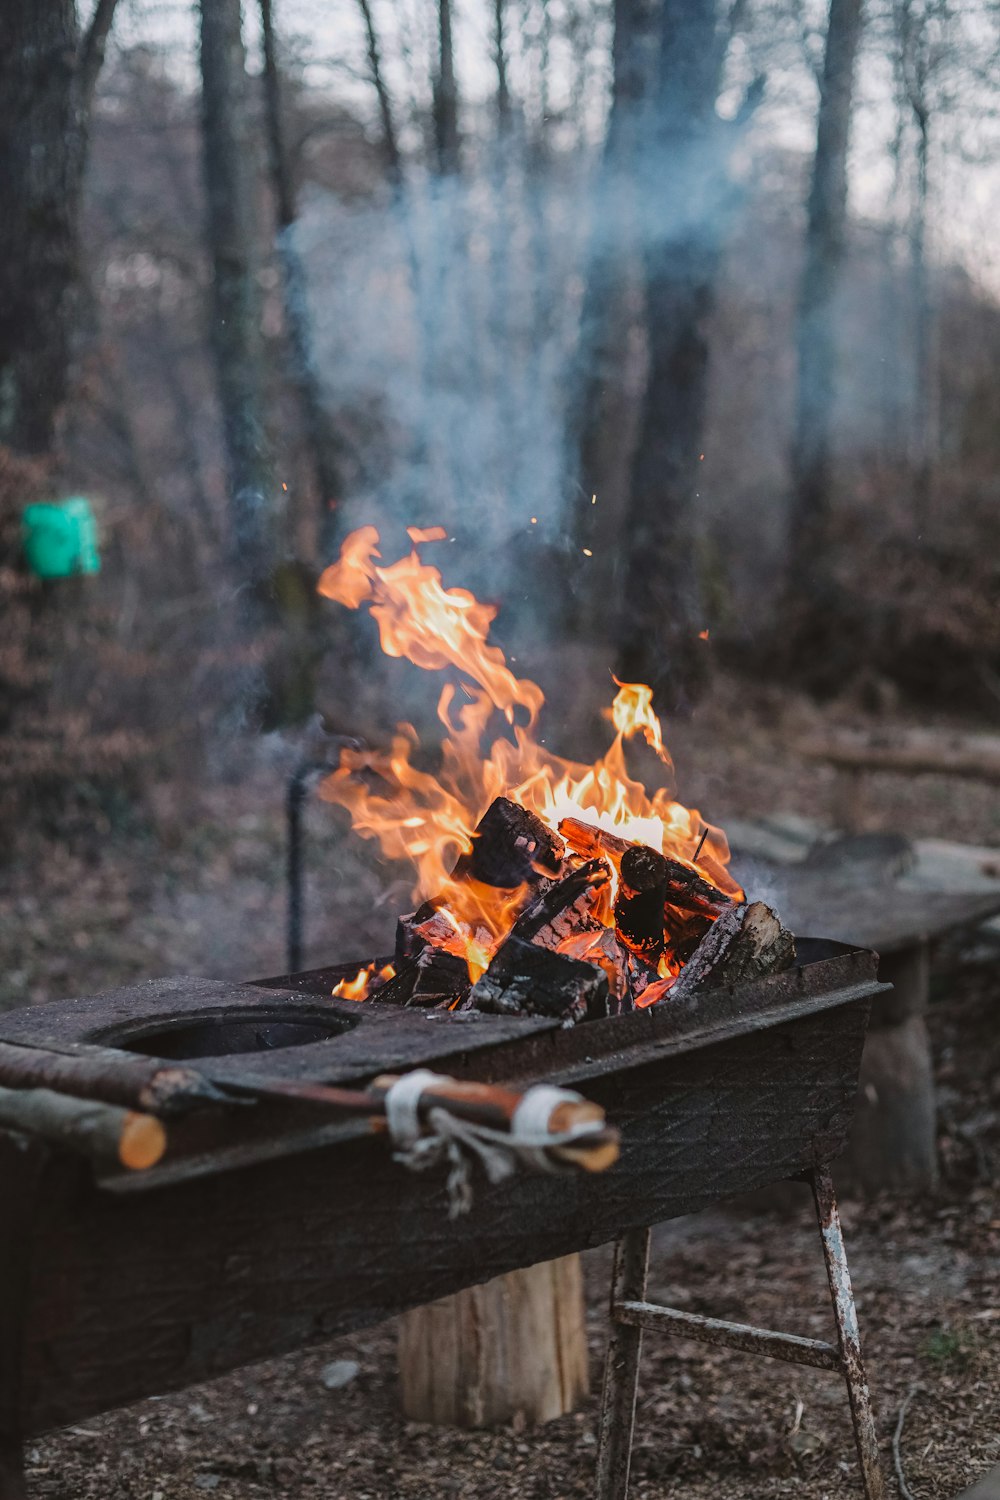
[2,671,998,1499]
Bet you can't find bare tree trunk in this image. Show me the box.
[433,0,460,174]
[356,0,403,186]
[493,0,511,131]
[260,0,348,559]
[909,104,933,522]
[567,0,659,637]
[199,0,275,582]
[0,0,119,458]
[617,0,751,699]
[789,0,864,583]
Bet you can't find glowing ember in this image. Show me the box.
[317,526,742,995]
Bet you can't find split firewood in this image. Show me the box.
[453,797,565,887]
[0,1084,167,1170]
[510,858,609,946]
[0,1039,228,1117]
[469,935,610,1024]
[396,900,453,961]
[375,946,472,1008]
[558,817,731,918]
[666,900,796,1003]
[662,904,714,964]
[614,844,668,963]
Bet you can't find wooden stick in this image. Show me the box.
[0,1085,167,1170]
[226,1073,620,1173]
[0,1039,229,1117]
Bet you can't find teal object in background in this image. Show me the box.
[21,496,101,579]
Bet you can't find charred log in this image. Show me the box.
[558,817,630,865]
[511,859,610,945]
[559,817,731,918]
[668,901,796,1003]
[662,904,714,963]
[469,937,610,1024]
[376,947,471,1008]
[614,843,668,962]
[454,797,565,887]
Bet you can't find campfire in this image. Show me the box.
[316,526,794,1020]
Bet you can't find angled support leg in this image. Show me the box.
[595,1227,650,1500]
[595,1168,885,1500]
[811,1166,885,1500]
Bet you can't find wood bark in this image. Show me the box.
[260,0,347,556]
[199,0,275,580]
[667,901,795,1002]
[788,0,864,581]
[398,1254,589,1428]
[0,1085,165,1170]
[0,1040,225,1116]
[0,0,120,457]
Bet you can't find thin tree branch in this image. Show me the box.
[78,0,121,114]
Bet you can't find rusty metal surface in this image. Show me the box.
[614,1299,841,1370]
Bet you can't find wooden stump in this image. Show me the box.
[398,1254,589,1428]
[847,941,938,1195]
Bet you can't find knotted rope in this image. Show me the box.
[384,1070,601,1217]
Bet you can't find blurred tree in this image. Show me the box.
[617,0,762,700]
[199,0,276,581]
[0,0,120,459]
[567,0,659,637]
[433,0,461,173]
[789,0,864,585]
[355,0,403,186]
[260,0,348,558]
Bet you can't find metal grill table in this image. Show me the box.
[0,939,886,1498]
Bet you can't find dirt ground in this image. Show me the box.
[2,674,998,1499]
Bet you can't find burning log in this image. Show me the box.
[666,901,796,1003]
[662,905,714,964]
[558,817,731,917]
[0,1084,167,1170]
[454,796,565,887]
[396,900,453,961]
[510,858,609,946]
[614,844,668,963]
[375,946,471,1008]
[0,1039,228,1117]
[469,935,610,1024]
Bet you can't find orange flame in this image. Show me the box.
[317,527,741,984]
[332,961,395,1001]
